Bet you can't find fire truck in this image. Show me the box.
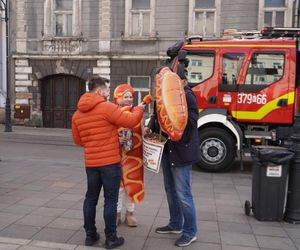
[166,27,300,172]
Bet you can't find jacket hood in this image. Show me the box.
[77,93,106,113]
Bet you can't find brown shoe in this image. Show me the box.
[116,212,121,226]
[125,211,137,227]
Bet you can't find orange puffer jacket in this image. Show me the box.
[72,93,144,167]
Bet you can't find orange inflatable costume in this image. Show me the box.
[155,67,188,141]
[114,84,144,203]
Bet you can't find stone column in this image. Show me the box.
[43,0,53,38]
[99,0,111,52]
[73,0,82,36]
[16,0,27,53]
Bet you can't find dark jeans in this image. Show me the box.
[83,163,122,240]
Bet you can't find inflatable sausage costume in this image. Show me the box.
[155,67,188,141]
[114,84,144,227]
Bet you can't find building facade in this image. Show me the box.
[3,0,298,128]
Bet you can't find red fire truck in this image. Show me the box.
[166,27,300,172]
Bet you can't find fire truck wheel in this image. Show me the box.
[198,127,235,172]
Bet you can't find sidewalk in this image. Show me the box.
[0,125,300,250]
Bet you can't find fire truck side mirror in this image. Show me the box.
[178,50,187,62]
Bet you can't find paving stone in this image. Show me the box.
[0,212,24,225]
[0,224,40,239]
[256,235,297,250]
[0,236,30,245]
[0,204,10,211]
[117,222,152,237]
[197,230,221,244]
[217,213,248,224]
[29,240,76,249]
[17,197,51,206]
[44,199,77,209]
[66,230,85,245]
[32,228,76,243]
[2,204,37,215]
[75,245,106,250]
[220,232,258,247]
[247,217,282,227]
[292,237,300,249]
[285,228,300,238]
[197,211,218,221]
[112,235,146,250]
[47,218,83,230]
[31,207,66,217]
[197,220,219,232]
[0,243,20,250]
[251,224,287,237]
[221,245,259,250]
[219,222,252,234]
[61,209,84,219]
[185,242,221,250]
[15,215,55,227]
[56,194,83,202]
[18,246,59,250]
[143,237,180,250]
[0,195,23,205]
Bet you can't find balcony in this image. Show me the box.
[42,37,86,54]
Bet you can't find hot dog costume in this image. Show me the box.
[114,84,145,204]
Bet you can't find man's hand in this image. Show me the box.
[138,103,146,108]
[144,127,152,135]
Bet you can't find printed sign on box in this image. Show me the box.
[143,137,166,173]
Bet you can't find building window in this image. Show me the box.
[125,0,155,38]
[44,0,81,38]
[188,0,221,37]
[54,0,73,37]
[258,0,293,28]
[128,76,151,113]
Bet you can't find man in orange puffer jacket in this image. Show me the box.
[72,77,145,249]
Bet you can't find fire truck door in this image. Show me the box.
[235,50,293,124]
[218,52,245,117]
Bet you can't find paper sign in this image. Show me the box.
[266,165,282,177]
[143,138,165,173]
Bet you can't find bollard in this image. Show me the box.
[284,134,300,224]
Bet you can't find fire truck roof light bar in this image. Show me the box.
[186,35,203,44]
[261,27,300,38]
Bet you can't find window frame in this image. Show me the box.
[44,0,82,38]
[185,50,216,87]
[125,0,156,38]
[54,1,73,37]
[127,75,151,113]
[258,0,293,29]
[188,0,221,37]
[244,51,285,86]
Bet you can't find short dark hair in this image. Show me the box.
[88,77,109,91]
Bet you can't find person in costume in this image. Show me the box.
[114,83,145,227]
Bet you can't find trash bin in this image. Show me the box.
[284,135,300,224]
[244,146,294,221]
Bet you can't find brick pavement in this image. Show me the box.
[0,125,300,250]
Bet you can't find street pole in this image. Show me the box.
[1,0,11,132]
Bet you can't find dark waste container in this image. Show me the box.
[285,135,300,224]
[244,146,294,221]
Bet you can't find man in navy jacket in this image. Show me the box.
[147,71,200,247]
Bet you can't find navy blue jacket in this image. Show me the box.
[148,85,200,167]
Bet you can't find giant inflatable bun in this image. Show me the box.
[155,67,188,141]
